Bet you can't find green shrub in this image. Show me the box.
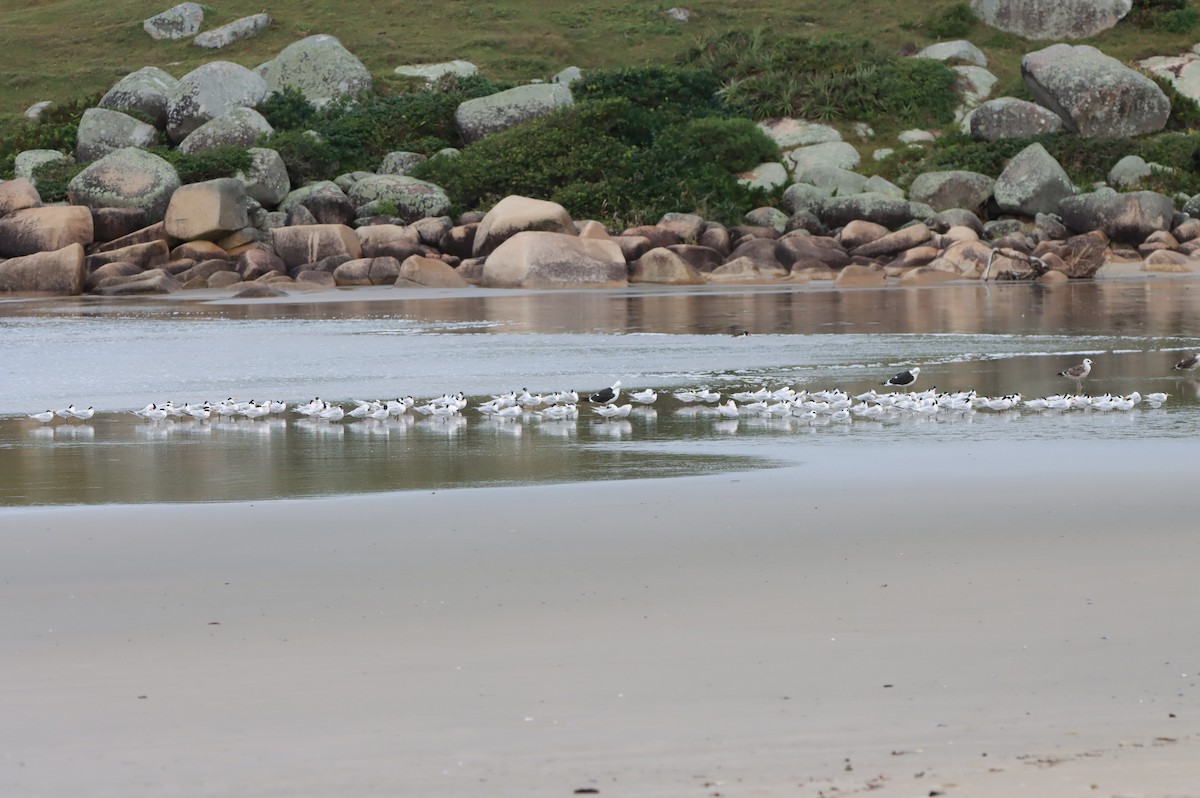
[1150,73,1200,130]
[574,67,725,122]
[1158,6,1200,32]
[257,129,342,185]
[256,86,317,131]
[148,145,253,184]
[29,158,85,202]
[0,93,100,178]
[1129,0,1199,30]
[925,2,977,39]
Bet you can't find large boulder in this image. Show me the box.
[473,195,576,258]
[0,178,42,215]
[166,61,268,143]
[970,0,1132,40]
[99,67,178,128]
[629,248,706,284]
[481,231,626,288]
[784,141,861,176]
[993,142,1075,217]
[75,108,158,162]
[0,207,93,257]
[261,35,373,104]
[164,178,249,241]
[177,107,273,154]
[1021,44,1169,137]
[1059,189,1175,244]
[67,148,181,222]
[143,2,204,40]
[345,174,451,221]
[821,193,932,229]
[909,171,995,213]
[235,147,290,207]
[279,181,355,225]
[194,13,271,49]
[0,244,86,294]
[271,224,362,269]
[397,255,470,287]
[968,97,1064,141]
[454,84,574,144]
[794,164,868,196]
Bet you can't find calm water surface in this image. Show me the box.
[3,281,1199,505]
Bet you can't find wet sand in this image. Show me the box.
[4,439,1198,797]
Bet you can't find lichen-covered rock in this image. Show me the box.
[1021,43,1169,137]
[178,107,273,154]
[271,224,363,268]
[166,61,268,143]
[474,195,576,258]
[969,97,1064,141]
[378,151,428,175]
[13,151,69,187]
[993,142,1075,217]
[785,141,861,176]
[1059,189,1175,244]
[0,178,42,216]
[164,178,249,241]
[393,60,478,84]
[144,2,204,40]
[0,244,86,294]
[345,174,450,222]
[1107,155,1163,189]
[909,171,996,213]
[99,67,178,128]
[794,165,868,196]
[193,13,270,49]
[821,193,932,229]
[75,108,158,162]
[971,0,1131,40]
[781,183,833,216]
[0,207,92,257]
[279,181,355,226]
[261,35,373,104]
[481,231,626,288]
[455,84,573,144]
[233,147,290,207]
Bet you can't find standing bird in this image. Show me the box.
[28,410,55,424]
[1058,358,1093,382]
[589,380,622,405]
[882,367,920,390]
[1173,353,1200,372]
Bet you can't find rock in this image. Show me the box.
[952,66,998,117]
[94,221,168,253]
[1138,229,1178,256]
[99,67,178,128]
[271,224,363,269]
[822,193,931,229]
[851,224,932,258]
[969,97,1064,141]
[667,244,724,273]
[1034,212,1070,240]
[781,183,833,216]
[898,129,936,145]
[707,256,785,282]
[914,40,987,66]
[25,102,52,120]
[899,266,961,286]
[1021,44,1169,137]
[757,119,842,149]
[379,151,428,175]
[1059,189,1175,244]
[411,216,453,248]
[1174,217,1200,242]
[261,35,373,104]
[454,83,574,144]
[178,107,273,154]
[993,142,1074,217]
[295,269,337,288]
[666,7,691,22]
[85,240,169,272]
[0,178,42,216]
[393,60,478,84]
[86,261,145,291]
[552,66,583,87]
[75,108,158,162]
[208,270,243,288]
[795,164,868,196]
[398,255,470,287]
[474,195,576,258]
[481,231,626,288]
[234,147,290,207]
[193,13,270,49]
[1107,155,1161,189]
[744,207,789,232]
[176,259,233,285]
[657,213,706,242]
[94,269,182,295]
[970,0,1131,40]
[785,141,861,175]
[13,151,69,186]
[163,178,249,241]
[777,234,851,269]
[333,256,402,286]
[236,248,286,280]
[0,207,93,257]
[727,238,788,272]
[166,61,268,143]
[928,209,985,235]
[887,245,941,270]
[144,2,204,40]
[1143,249,1199,272]
[230,283,287,298]
[629,248,705,284]
[909,171,996,213]
[0,244,86,294]
[699,225,732,256]
[839,220,890,250]
[279,182,355,226]
[835,264,887,288]
[930,239,995,278]
[356,224,421,259]
[864,175,905,198]
[785,211,826,236]
[738,162,789,192]
[345,174,451,221]
[983,219,1027,240]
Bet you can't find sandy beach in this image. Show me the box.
[3,438,1198,797]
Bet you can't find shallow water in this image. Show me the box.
[3,280,1200,505]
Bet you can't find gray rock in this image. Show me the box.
[67,147,181,222]
[144,2,204,40]
[1107,155,1164,189]
[914,40,988,66]
[928,209,985,235]
[737,162,789,192]
[1059,188,1176,243]
[24,101,52,120]
[969,97,1064,141]
[864,175,905,198]
[261,35,372,105]
[552,66,583,87]
[345,175,451,222]
[235,148,290,207]
[909,171,996,213]
[971,0,1132,40]
[757,119,842,150]
[193,13,271,49]
[166,61,268,143]
[454,83,574,144]
[953,66,998,113]
[14,150,70,184]
[781,183,833,215]
[982,219,1026,240]
[1034,212,1070,240]
[1021,44,1169,137]
[75,108,158,162]
[821,193,932,229]
[993,143,1075,217]
[279,182,355,226]
[379,151,428,176]
[178,107,274,154]
[99,67,178,128]
[333,171,373,193]
[795,164,868,196]
[393,60,478,84]
[744,207,789,233]
[785,141,860,175]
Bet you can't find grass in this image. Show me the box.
[6,0,1199,125]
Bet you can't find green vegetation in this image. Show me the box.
[29,159,86,202]
[149,145,254,184]
[923,1,978,39]
[1131,0,1200,33]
